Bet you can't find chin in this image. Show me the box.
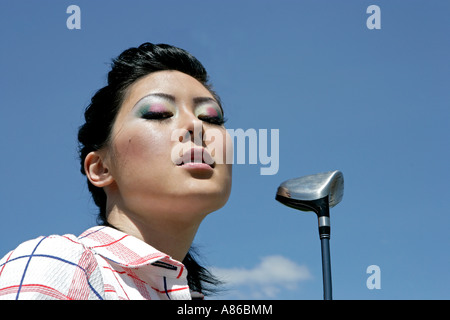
[165,187,230,222]
[174,191,229,215]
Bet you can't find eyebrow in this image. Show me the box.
[135,93,223,112]
[193,96,218,105]
[142,93,176,102]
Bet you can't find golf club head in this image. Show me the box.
[275,170,344,215]
[276,170,343,300]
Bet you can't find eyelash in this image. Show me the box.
[198,115,227,125]
[141,111,226,125]
[141,111,174,120]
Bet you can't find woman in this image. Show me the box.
[0,43,232,300]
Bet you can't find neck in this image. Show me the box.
[106,205,202,262]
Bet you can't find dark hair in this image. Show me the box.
[77,42,222,296]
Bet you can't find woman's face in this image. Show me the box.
[104,70,232,224]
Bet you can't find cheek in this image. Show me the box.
[112,124,172,170]
[204,128,234,165]
[224,130,234,161]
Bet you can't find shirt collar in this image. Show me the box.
[78,226,186,279]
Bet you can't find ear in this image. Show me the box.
[84,151,115,188]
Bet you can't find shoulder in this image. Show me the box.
[0,233,104,300]
[1,233,88,266]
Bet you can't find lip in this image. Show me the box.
[179,162,214,171]
[177,147,215,170]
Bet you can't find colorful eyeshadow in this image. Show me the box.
[135,96,176,118]
[196,103,222,119]
[138,103,171,116]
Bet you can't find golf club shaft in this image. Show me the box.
[320,237,332,300]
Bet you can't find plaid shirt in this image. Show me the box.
[0,226,199,300]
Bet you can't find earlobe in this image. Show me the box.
[84,151,114,188]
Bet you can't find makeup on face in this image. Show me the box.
[135,94,177,120]
[133,93,225,125]
[194,101,225,125]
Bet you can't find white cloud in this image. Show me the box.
[210,255,312,299]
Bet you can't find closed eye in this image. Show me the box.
[198,114,227,125]
[141,111,174,120]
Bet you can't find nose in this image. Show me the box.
[177,111,205,147]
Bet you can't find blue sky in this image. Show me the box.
[0,1,449,299]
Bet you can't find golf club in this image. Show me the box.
[275,170,344,300]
